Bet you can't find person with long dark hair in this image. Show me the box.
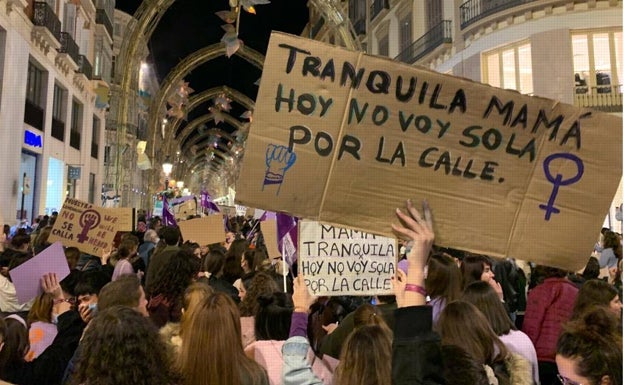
[71,306,178,385]
[147,249,200,328]
[426,252,462,324]
[557,306,622,385]
[462,281,539,384]
[571,279,622,320]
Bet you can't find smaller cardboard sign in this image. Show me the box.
[235,205,248,217]
[10,242,70,303]
[105,207,134,231]
[262,219,281,259]
[173,199,197,221]
[178,215,226,246]
[299,220,396,296]
[48,198,120,256]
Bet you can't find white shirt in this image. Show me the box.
[0,274,34,313]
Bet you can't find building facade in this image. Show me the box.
[0,0,113,226]
[101,9,158,210]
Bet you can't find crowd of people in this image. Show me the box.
[0,202,621,385]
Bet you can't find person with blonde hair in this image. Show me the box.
[176,292,268,385]
[334,303,392,385]
[25,292,57,362]
[160,281,214,353]
[282,277,392,385]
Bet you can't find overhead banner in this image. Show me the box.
[299,220,396,296]
[48,198,126,256]
[236,32,622,271]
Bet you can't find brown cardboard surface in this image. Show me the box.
[178,215,226,246]
[48,198,122,256]
[262,219,281,259]
[236,32,622,271]
[105,208,134,231]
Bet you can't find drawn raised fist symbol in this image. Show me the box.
[263,144,297,194]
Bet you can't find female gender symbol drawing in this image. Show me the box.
[539,153,584,221]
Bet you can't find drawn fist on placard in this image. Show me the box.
[263,144,297,194]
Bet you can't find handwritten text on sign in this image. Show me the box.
[300,220,396,296]
[48,198,125,256]
[236,33,622,271]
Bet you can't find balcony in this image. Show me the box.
[59,32,80,66]
[574,85,623,113]
[70,130,81,150]
[370,0,389,21]
[77,55,93,80]
[51,117,65,141]
[460,0,537,29]
[96,9,114,38]
[32,2,61,42]
[395,20,452,65]
[24,100,44,131]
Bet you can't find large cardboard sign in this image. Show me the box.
[236,33,622,271]
[299,220,396,296]
[48,198,123,256]
[178,215,226,246]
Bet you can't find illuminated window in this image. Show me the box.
[572,30,621,94]
[483,42,533,95]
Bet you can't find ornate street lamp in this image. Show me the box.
[162,156,173,190]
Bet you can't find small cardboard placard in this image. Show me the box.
[236,32,623,271]
[48,198,123,256]
[299,220,396,296]
[104,207,134,231]
[261,219,281,259]
[178,215,226,246]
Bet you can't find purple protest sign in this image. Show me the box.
[201,191,220,214]
[162,196,178,227]
[276,213,298,266]
[9,242,70,303]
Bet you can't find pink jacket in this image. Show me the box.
[521,277,578,362]
[245,340,338,385]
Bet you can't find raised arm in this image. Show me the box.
[391,200,445,385]
[282,275,323,385]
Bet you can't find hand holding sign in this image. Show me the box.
[391,200,434,309]
[293,275,316,313]
[391,200,434,271]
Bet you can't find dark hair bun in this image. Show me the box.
[256,294,274,307]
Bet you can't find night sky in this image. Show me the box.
[115,0,309,145]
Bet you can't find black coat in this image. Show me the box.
[2,311,85,385]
